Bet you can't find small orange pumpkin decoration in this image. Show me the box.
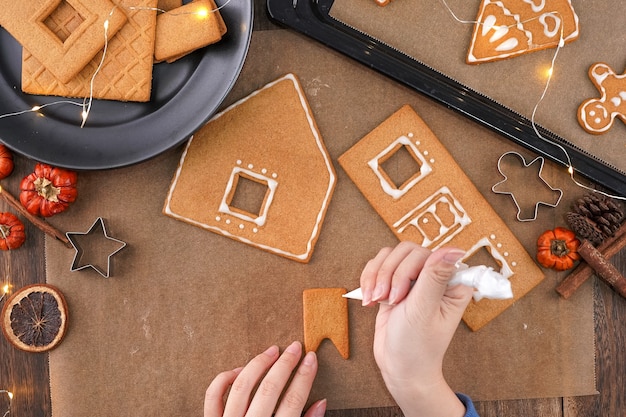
[536,227,581,271]
[19,163,78,218]
[0,212,26,250]
[0,144,14,180]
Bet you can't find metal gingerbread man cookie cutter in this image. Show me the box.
[491,152,563,222]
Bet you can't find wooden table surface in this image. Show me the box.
[1,1,625,416]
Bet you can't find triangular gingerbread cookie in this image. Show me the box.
[467,0,579,64]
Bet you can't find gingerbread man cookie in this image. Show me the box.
[578,63,626,134]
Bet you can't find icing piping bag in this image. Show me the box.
[343,264,513,304]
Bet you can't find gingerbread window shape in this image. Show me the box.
[219,166,278,228]
[393,186,471,249]
[164,74,336,263]
[368,134,432,200]
[0,0,127,83]
[339,105,545,331]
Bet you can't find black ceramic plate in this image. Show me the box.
[0,0,253,170]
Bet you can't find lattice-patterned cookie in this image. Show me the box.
[0,0,127,83]
[22,0,158,102]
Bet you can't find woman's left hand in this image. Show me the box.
[204,341,326,417]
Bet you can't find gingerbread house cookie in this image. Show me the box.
[338,105,544,331]
[164,74,336,263]
[467,0,579,64]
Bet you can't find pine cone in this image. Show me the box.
[567,193,624,245]
[566,212,604,246]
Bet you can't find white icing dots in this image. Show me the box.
[236,160,242,165]
[239,224,245,230]
[408,132,414,138]
[272,173,278,179]
[216,216,221,222]
[490,234,496,240]
[430,159,435,164]
[248,164,254,169]
[262,168,268,174]
[253,228,259,233]
[226,219,231,225]
[512,262,517,267]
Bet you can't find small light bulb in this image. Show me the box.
[546,67,554,78]
[567,166,574,175]
[7,392,12,400]
[104,20,110,30]
[31,105,41,111]
[196,7,209,18]
[2,284,8,295]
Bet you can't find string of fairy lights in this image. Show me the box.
[439,0,626,202]
[0,0,230,128]
[0,0,623,414]
[0,390,12,417]
[0,2,232,413]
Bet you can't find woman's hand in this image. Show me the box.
[204,341,326,417]
[360,242,474,417]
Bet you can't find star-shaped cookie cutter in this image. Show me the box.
[66,217,127,278]
[491,152,563,222]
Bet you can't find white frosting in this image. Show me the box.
[368,135,432,200]
[539,12,561,39]
[449,264,513,301]
[218,166,278,227]
[394,186,471,250]
[163,74,336,261]
[579,64,626,133]
[467,0,579,63]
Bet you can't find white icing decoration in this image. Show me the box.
[495,38,519,52]
[262,169,268,174]
[248,164,254,169]
[368,135,432,200]
[219,166,278,227]
[216,216,221,221]
[449,264,514,301]
[394,186,471,250]
[465,237,515,279]
[522,0,545,13]
[239,224,244,229]
[482,14,497,36]
[236,160,242,165]
[430,159,435,164]
[539,13,561,39]
[490,234,496,240]
[489,24,509,43]
[163,74,336,261]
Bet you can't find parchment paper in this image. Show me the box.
[330,0,626,175]
[46,29,596,417]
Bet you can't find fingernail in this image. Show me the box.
[362,288,372,306]
[443,249,466,266]
[388,287,398,305]
[263,345,279,357]
[372,283,385,301]
[232,367,244,374]
[302,351,316,366]
[285,341,301,355]
[312,399,327,417]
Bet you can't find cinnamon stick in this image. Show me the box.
[556,222,626,298]
[0,185,71,247]
[575,239,626,299]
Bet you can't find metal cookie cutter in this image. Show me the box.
[491,152,563,222]
[66,217,127,278]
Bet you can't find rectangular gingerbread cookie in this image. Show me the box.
[0,0,127,83]
[338,105,545,331]
[21,0,158,102]
[153,0,227,63]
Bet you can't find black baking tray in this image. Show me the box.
[267,0,626,197]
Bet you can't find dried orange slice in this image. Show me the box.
[1,284,68,353]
